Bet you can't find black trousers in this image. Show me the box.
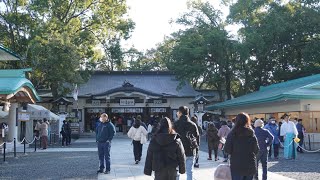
[118,124,123,132]
[132,140,143,161]
[297,132,304,152]
[62,135,69,146]
[155,167,177,180]
[209,147,218,159]
[67,133,72,144]
[195,148,199,164]
[268,144,279,158]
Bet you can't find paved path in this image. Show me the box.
[1,135,296,180]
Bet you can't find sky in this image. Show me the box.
[123,0,233,51]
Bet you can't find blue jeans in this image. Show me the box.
[231,171,253,180]
[255,151,268,180]
[98,142,111,171]
[186,156,195,180]
[176,156,195,180]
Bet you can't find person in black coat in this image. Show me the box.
[224,113,259,180]
[174,106,199,180]
[191,116,202,168]
[144,117,186,180]
[67,120,72,145]
[60,120,69,147]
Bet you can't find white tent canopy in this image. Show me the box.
[0,107,9,118]
[27,104,59,120]
[24,104,59,142]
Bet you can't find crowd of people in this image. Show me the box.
[94,109,305,180]
[34,118,73,149]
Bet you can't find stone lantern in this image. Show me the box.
[53,97,73,114]
[190,95,210,128]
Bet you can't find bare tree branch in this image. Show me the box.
[61,0,75,21]
[65,0,101,24]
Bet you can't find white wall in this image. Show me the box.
[300,100,320,112]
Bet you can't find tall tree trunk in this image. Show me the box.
[225,69,232,100]
[50,83,59,100]
[215,83,224,102]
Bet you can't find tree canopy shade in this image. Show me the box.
[142,0,320,101]
[0,0,134,98]
[227,0,320,92]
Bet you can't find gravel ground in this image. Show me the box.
[0,134,126,180]
[0,143,98,180]
[267,152,320,180]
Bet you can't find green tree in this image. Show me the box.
[0,0,134,98]
[160,1,238,100]
[128,47,168,71]
[227,0,320,92]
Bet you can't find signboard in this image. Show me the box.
[86,108,105,113]
[70,122,80,135]
[120,99,135,106]
[92,100,101,106]
[111,108,143,113]
[150,108,166,113]
[18,112,30,121]
[153,100,162,105]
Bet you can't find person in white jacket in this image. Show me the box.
[280,114,298,159]
[128,119,148,164]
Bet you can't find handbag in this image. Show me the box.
[140,133,147,144]
[214,163,232,180]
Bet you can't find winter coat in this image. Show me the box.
[217,125,231,140]
[264,123,280,144]
[60,124,69,137]
[96,121,116,142]
[34,122,41,131]
[207,125,220,150]
[174,115,200,157]
[254,127,274,152]
[127,125,148,141]
[144,133,186,176]
[224,127,259,176]
[66,123,72,135]
[39,122,49,137]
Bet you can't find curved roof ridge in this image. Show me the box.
[0,44,21,61]
[260,74,320,91]
[93,85,163,97]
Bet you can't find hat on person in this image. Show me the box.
[254,119,264,128]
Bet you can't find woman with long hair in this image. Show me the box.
[224,113,259,180]
[127,119,148,164]
[144,117,186,180]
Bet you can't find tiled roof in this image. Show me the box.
[207,74,320,110]
[77,71,199,97]
[0,44,21,61]
[0,69,40,102]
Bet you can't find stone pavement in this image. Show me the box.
[93,135,295,180]
[1,134,297,180]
